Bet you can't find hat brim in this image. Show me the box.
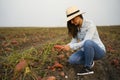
[67,12,85,21]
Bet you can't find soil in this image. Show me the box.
[0,26,120,80]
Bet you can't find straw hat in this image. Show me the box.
[66,6,85,21]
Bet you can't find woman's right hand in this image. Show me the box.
[54,45,64,51]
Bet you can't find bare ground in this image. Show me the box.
[0,27,120,80]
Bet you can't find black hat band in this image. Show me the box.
[67,10,79,17]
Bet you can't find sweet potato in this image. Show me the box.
[54,45,64,49]
[15,59,27,72]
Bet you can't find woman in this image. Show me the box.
[54,6,106,75]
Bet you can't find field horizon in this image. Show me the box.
[0,25,120,28]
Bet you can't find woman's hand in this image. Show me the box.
[63,45,70,51]
[54,45,64,51]
[54,45,70,51]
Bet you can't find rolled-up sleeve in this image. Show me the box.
[68,38,77,48]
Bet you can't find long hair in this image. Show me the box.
[67,15,83,38]
[67,21,78,38]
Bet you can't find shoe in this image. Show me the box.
[91,61,94,68]
[77,67,94,76]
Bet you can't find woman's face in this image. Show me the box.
[71,16,81,26]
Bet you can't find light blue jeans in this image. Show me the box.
[68,40,105,68]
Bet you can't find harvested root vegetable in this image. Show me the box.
[11,40,18,44]
[111,58,119,67]
[60,71,65,77]
[54,45,64,51]
[53,61,63,68]
[48,61,63,71]
[37,76,42,80]
[15,59,27,72]
[42,76,56,80]
[47,76,56,80]
[5,48,12,52]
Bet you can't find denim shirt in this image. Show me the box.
[68,19,106,51]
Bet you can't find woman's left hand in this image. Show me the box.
[63,45,70,51]
[54,45,70,51]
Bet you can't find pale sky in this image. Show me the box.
[0,0,120,27]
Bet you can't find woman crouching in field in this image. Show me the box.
[54,6,106,75]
